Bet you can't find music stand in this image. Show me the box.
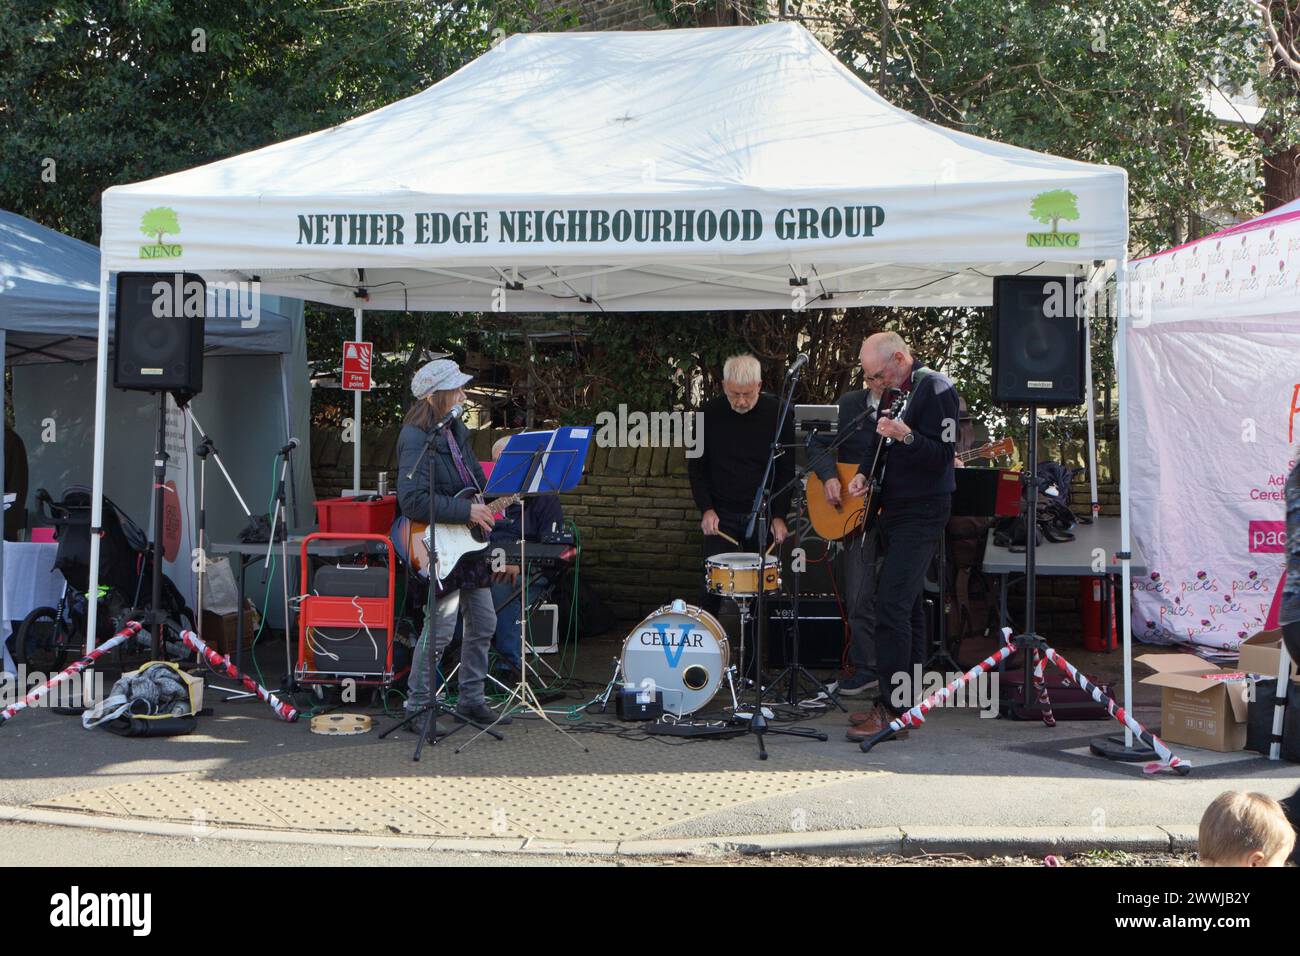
[456,426,592,753]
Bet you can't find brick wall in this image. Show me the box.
[312,425,1120,633]
[534,0,666,31]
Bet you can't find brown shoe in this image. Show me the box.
[845,704,908,742]
[848,710,873,725]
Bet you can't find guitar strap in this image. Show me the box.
[877,364,932,488]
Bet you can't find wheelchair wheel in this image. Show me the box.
[13,605,83,674]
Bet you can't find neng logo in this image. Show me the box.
[1248,521,1287,553]
[50,886,151,936]
[139,207,182,259]
[1026,190,1081,248]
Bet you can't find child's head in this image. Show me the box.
[1199,791,1296,867]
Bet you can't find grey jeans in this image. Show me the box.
[839,526,880,673]
[406,586,495,712]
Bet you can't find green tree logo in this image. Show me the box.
[140,207,180,245]
[1029,190,1079,234]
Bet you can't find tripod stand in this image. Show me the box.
[738,358,830,759]
[764,403,879,710]
[856,408,1190,775]
[185,406,261,701]
[763,473,843,711]
[458,433,590,754]
[381,414,503,759]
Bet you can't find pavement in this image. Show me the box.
[0,633,1296,860]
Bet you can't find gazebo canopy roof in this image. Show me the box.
[102,23,1128,312]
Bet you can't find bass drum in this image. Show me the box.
[620,600,730,716]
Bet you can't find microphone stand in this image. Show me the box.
[739,363,829,760]
[765,400,877,711]
[381,414,503,759]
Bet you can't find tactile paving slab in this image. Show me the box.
[34,726,880,841]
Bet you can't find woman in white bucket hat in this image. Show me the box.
[395,359,509,732]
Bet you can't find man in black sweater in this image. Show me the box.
[844,332,958,741]
[688,354,794,619]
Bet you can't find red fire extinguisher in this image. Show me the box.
[1078,576,1118,652]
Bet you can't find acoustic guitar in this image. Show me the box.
[805,436,1014,541]
[391,488,520,583]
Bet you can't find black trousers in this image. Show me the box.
[874,494,951,715]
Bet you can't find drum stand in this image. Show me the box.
[763,484,844,711]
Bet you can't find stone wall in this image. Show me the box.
[312,425,1119,637]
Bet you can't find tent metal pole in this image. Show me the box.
[353,306,363,494]
[0,330,6,671]
[85,267,112,659]
[1083,266,1100,516]
[1115,252,1134,749]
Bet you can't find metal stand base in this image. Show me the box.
[765,663,844,711]
[458,660,589,754]
[1089,733,1156,762]
[380,699,503,755]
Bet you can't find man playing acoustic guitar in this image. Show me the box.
[843,332,959,742]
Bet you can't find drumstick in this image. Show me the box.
[716,530,740,545]
[765,541,777,556]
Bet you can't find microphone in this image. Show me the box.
[278,437,300,455]
[436,403,464,430]
[786,353,809,377]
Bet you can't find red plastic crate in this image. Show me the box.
[314,495,397,535]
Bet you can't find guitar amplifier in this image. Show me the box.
[308,565,391,675]
[760,595,846,671]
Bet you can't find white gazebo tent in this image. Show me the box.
[1127,199,1300,758]
[95,24,1137,734]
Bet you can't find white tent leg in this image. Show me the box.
[1269,642,1292,761]
[1083,267,1100,515]
[1115,253,1134,749]
[353,307,363,494]
[86,268,113,657]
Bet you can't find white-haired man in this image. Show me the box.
[844,332,959,742]
[688,354,794,619]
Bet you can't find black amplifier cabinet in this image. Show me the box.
[761,595,845,671]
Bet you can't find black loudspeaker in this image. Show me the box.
[991,275,1085,407]
[114,273,205,394]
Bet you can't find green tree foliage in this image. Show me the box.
[0,0,1272,458]
[0,0,567,243]
[813,0,1264,252]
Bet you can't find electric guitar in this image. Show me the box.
[392,488,520,583]
[805,435,1014,541]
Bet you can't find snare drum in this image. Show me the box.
[705,552,780,597]
[620,600,730,716]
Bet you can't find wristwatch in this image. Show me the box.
[902,432,915,446]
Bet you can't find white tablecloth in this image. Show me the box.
[2,542,64,675]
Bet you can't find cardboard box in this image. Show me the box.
[200,602,260,658]
[1138,653,1251,753]
[1237,629,1299,684]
